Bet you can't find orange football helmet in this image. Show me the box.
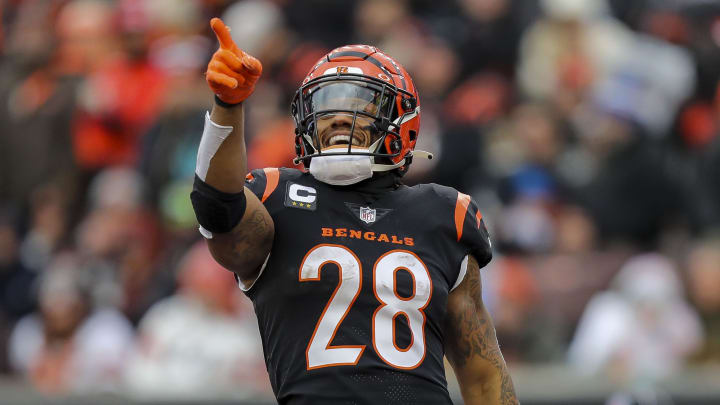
[291,45,428,174]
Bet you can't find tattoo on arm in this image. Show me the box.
[445,255,518,404]
[208,192,274,282]
[228,209,273,264]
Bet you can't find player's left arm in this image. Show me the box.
[444,254,519,405]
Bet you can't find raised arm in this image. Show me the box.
[191,18,273,287]
[445,255,518,405]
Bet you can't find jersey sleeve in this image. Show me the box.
[245,167,281,204]
[454,191,493,268]
[234,168,281,293]
[428,184,494,291]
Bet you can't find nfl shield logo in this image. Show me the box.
[359,207,376,224]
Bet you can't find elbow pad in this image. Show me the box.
[190,175,247,234]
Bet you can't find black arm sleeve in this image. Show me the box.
[190,174,247,233]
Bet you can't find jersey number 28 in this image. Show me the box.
[300,244,432,370]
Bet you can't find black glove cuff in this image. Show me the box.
[214,95,242,109]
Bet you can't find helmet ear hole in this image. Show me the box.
[409,130,417,142]
[391,139,401,153]
[402,98,416,112]
[382,134,400,154]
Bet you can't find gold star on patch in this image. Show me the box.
[292,201,297,206]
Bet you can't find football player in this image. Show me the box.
[191,17,518,405]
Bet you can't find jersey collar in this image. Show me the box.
[348,172,401,196]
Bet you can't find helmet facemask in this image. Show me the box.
[292,73,416,171]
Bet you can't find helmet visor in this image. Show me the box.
[304,81,392,118]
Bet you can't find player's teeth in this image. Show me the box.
[330,135,350,145]
[328,135,364,146]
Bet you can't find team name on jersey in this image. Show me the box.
[321,227,414,246]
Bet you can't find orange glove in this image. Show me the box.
[206,17,263,105]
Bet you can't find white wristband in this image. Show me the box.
[195,111,233,181]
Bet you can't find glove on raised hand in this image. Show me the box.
[206,17,263,105]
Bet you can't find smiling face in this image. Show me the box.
[305,81,391,151]
[316,112,377,150]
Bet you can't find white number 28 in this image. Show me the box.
[299,244,433,370]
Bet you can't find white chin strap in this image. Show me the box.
[308,106,433,185]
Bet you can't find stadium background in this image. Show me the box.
[1,0,720,403]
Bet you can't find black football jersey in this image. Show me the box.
[241,168,492,405]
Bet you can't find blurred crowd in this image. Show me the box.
[1,0,719,400]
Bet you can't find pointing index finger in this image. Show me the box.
[210,18,241,54]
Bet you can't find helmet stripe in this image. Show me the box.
[384,57,407,90]
[328,50,386,71]
[328,50,407,90]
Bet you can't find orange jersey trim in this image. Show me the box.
[454,192,472,241]
[261,168,279,203]
[475,208,483,229]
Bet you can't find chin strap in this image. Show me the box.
[411,150,434,160]
[370,149,434,172]
[371,160,405,172]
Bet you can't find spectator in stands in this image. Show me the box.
[75,167,166,324]
[124,242,269,400]
[0,211,36,373]
[687,238,720,363]
[0,1,79,217]
[8,254,134,394]
[568,253,703,384]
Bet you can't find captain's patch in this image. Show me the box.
[285,183,317,211]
